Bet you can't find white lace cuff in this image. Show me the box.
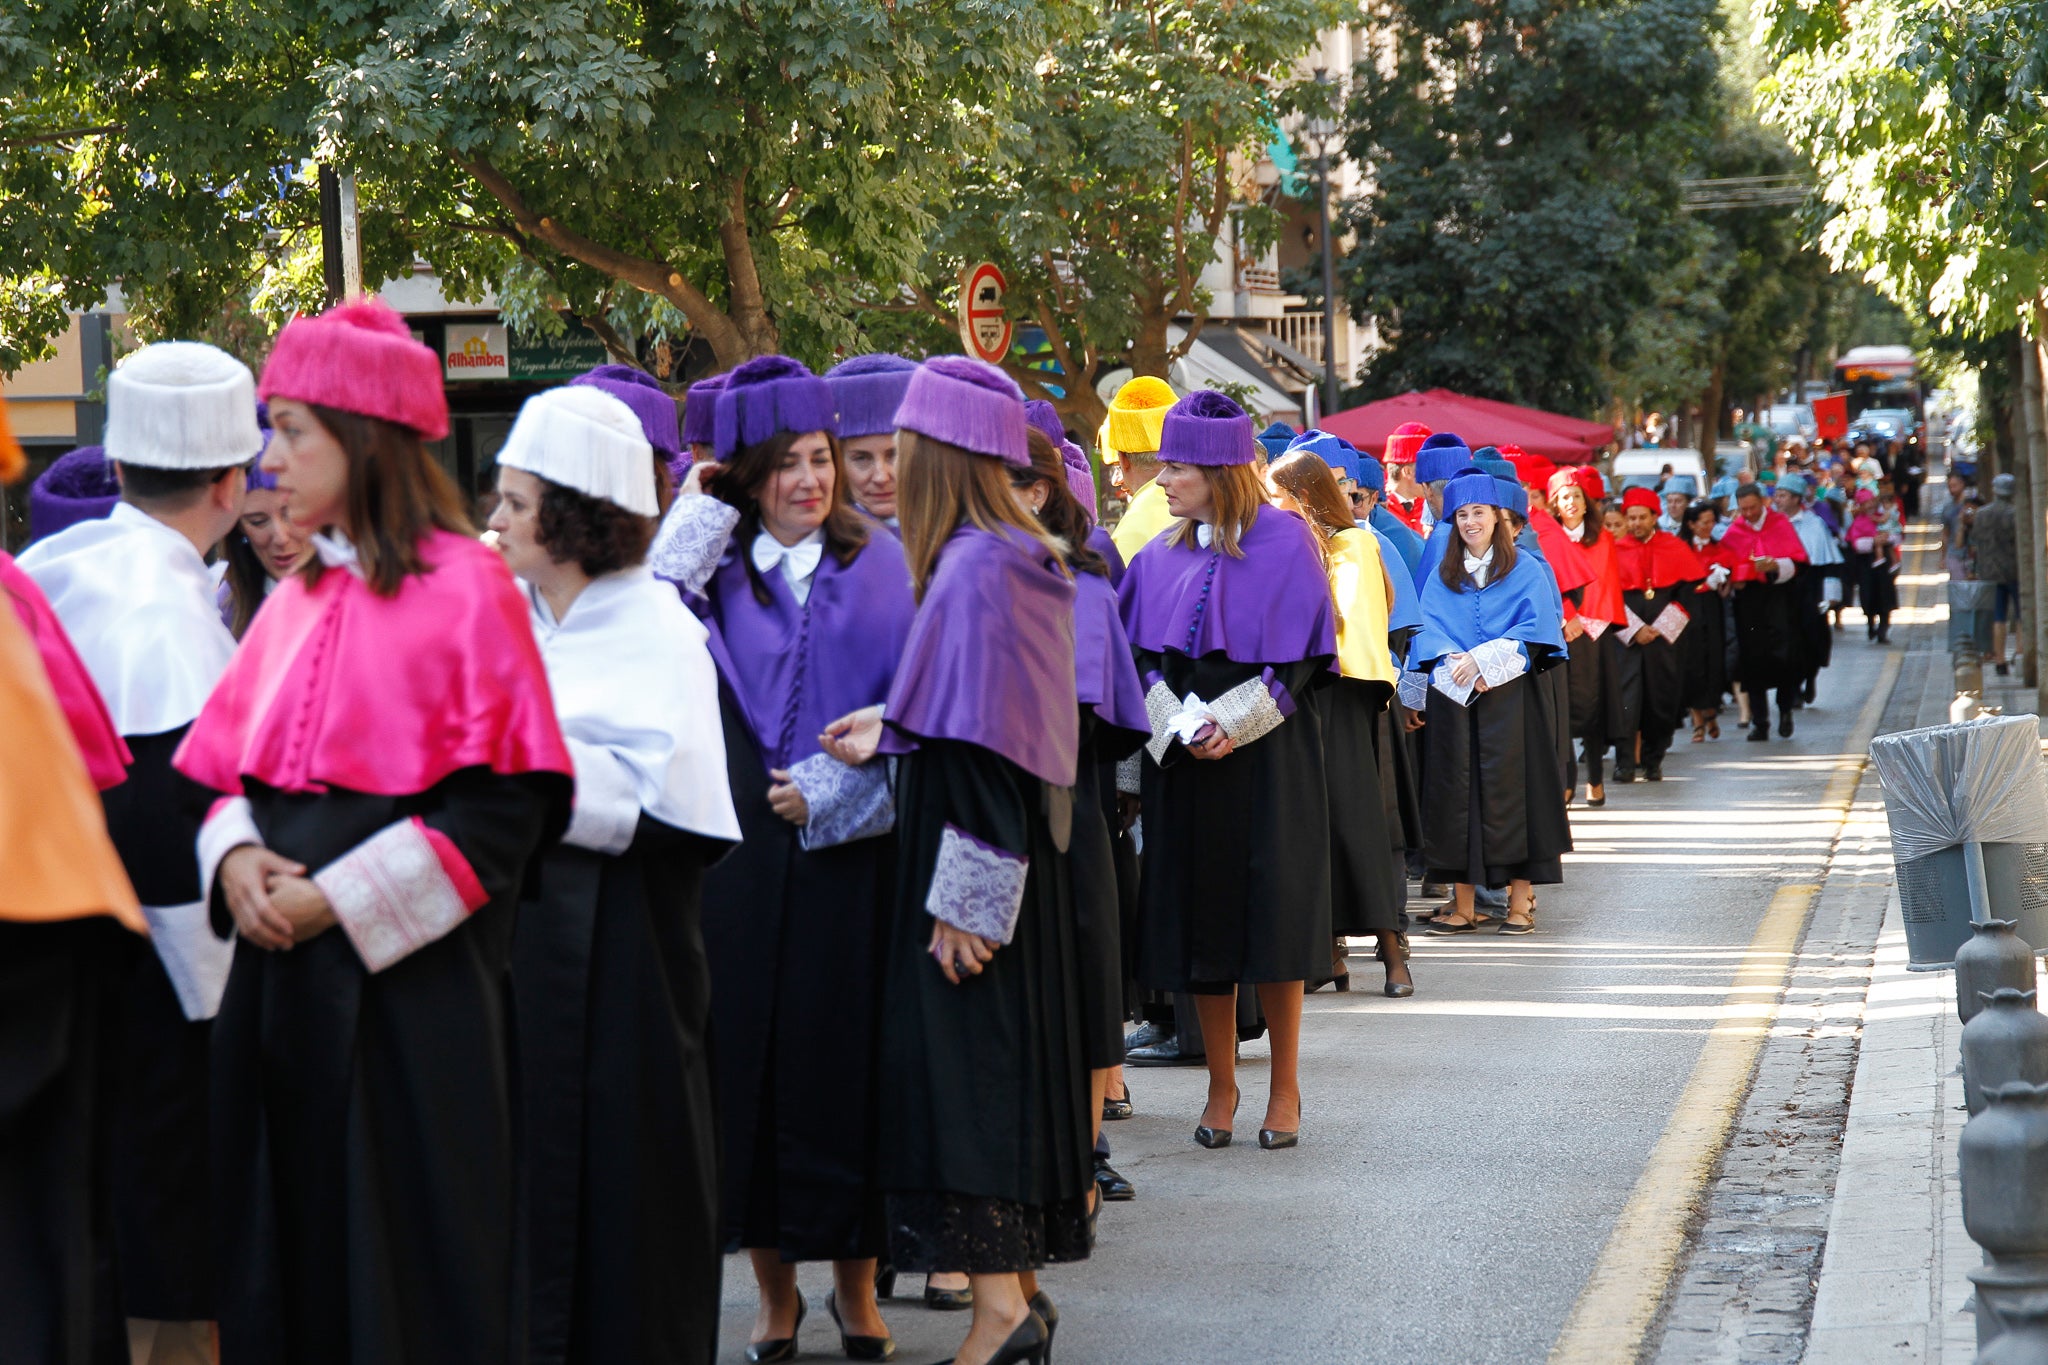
[1648,603,1689,642]
[1470,638,1529,688]
[1210,670,1292,747]
[926,823,1029,945]
[562,737,642,855]
[1142,679,1183,764]
[198,795,262,916]
[1397,669,1430,711]
[317,818,489,973]
[1115,753,1143,795]
[790,751,895,850]
[142,900,234,1021]
[647,495,741,594]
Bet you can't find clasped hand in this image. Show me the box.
[928,920,997,985]
[1447,652,1488,692]
[218,845,336,951]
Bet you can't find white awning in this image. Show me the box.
[1165,325,1302,426]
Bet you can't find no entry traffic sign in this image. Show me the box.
[958,262,1014,364]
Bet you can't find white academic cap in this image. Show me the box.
[497,386,658,516]
[103,341,263,470]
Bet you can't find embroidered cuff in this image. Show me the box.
[1648,603,1689,643]
[317,818,490,973]
[1429,658,1477,707]
[1210,669,1291,747]
[1397,669,1430,711]
[1116,753,1143,795]
[198,795,262,919]
[561,737,641,855]
[1623,605,1648,643]
[925,823,1029,945]
[1143,679,1183,764]
[1470,638,1529,688]
[647,495,741,595]
[142,900,234,1021]
[790,751,895,850]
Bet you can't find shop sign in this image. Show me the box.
[445,322,510,380]
[509,331,610,381]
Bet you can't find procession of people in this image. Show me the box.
[3,310,1914,1365]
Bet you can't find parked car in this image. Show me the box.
[1766,402,1816,441]
[1609,449,1707,490]
[1848,407,1916,446]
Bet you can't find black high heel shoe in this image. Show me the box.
[924,1278,974,1311]
[1377,934,1415,999]
[936,1310,1049,1365]
[745,1290,806,1363]
[874,1263,898,1300]
[826,1288,897,1361]
[1194,1086,1240,1149]
[1029,1291,1060,1364]
[1101,1078,1133,1122]
[1258,1098,1301,1151]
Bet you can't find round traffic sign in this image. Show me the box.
[960,262,1014,364]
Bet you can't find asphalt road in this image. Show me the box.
[715,594,1908,1365]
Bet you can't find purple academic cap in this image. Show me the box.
[571,364,682,463]
[827,354,920,439]
[711,356,837,462]
[28,446,120,543]
[1158,390,1255,467]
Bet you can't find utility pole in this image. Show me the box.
[318,166,363,306]
[1307,70,1343,421]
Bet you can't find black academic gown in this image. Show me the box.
[1070,714,1142,1071]
[1612,584,1687,770]
[101,726,214,1322]
[879,739,1093,1274]
[1326,677,1403,936]
[515,816,728,1365]
[1421,666,1574,888]
[702,701,892,1262]
[209,769,565,1365]
[1732,576,1807,703]
[1135,651,1333,990]
[1678,579,1727,711]
[0,915,130,1365]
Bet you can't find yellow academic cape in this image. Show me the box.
[1328,527,1397,684]
[1110,480,1176,562]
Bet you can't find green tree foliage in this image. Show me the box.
[1333,0,1723,417]
[876,0,1342,431]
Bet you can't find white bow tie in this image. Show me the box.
[751,533,824,583]
[1196,523,1214,549]
[311,531,363,577]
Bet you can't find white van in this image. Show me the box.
[1608,449,1706,490]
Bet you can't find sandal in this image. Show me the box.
[1691,723,1705,743]
[1707,718,1720,739]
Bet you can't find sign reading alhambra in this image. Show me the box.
[444,322,510,379]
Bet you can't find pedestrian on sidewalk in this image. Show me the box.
[1680,500,1739,741]
[1721,482,1810,739]
[1847,488,1902,646]
[1404,470,1570,935]
[489,385,740,1365]
[1118,390,1336,1152]
[1611,487,1708,782]
[1548,467,1625,804]
[1777,474,1844,704]
[647,354,915,1361]
[855,355,1091,1365]
[1269,447,1412,997]
[1969,473,2019,671]
[179,298,576,1365]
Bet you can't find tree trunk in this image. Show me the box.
[717,175,779,363]
[1696,362,1725,465]
[1128,300,1174,381]
[2018,308,2048,712]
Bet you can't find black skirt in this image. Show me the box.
[1325,678,1403,936]
[879,740,1092,1274]
[515,818,726,1365]
[703,702,891,1263]
[1422,673,1573,887]
[1134,651,1333,990]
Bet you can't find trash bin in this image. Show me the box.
[1870,715,2048,969]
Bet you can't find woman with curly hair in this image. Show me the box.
[647,354,916,1361]
[488,385,740,1365]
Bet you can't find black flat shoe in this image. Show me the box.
[1778,709,1794,737]
[1425,916,1479,935]
[1194,1086,1240,1148]
[1643,765,1663,782]
[746,1291,807,1363]
[1101,1080,1132,1121]
[1748,723,1769,741]
[1094,1156,1136,1201]
[924,1281,974,1311]
[826,1289,897,1361]
[1612,765,1638,783]
[874,1263,897,1300]
[935,1310,1049,1365]
[1029,1291,1060,1364]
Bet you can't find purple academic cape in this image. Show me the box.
[1117,503,1337,666]
[882,523,1080,787]
[1073,569,1149,735]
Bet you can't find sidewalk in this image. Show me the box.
[1801,647,2047,1363]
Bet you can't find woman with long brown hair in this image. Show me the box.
[174,299,575,1364]
[1266,449,1411,997]
[824,356,1090,1365]
[646,353,915,1361]
[1117,391,1337,1152]
[1403,472,1570,935]
[1546,467,1625,805]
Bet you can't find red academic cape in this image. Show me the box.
[1614,529,1707,592]
[1719,509,1808,584]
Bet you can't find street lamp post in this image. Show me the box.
[1306,71,1343,422]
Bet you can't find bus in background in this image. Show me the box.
[1833,345,1924,425]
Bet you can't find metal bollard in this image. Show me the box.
[1962,989,2048,1116]
[1963,1082,2048,1360]
[1957,921,2041,1026]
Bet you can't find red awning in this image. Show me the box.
[1320,389,1617,464]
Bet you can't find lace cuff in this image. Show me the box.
[1115,753,1143,795]
[790,751,895,850]
[198,795,262,920]
[562,737,641,855]
[926,823,1029,945]
[1469,638,1529,688]
[1210,668,1293,747]
[1142,679,1183,764]
[143,900,234,1021]
[1397,669,1430,712]
[317,818,490,973]
[647,495,741,594]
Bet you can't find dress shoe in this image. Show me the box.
[1778,708,1794,737]
[874,1263,898,1300]
[1748,722,1769,741]
[1611,765,1637,783]
[1121,1020,1170,1052]
[745,1291,806,1363]
[924,1280,974,1311]
[826,1289,897,1361]
[1418,880,1448,897]
[1643,765,1663,782]
[1094,1156,1136,1200]
[1802,677,1817,703]
[1126,1039,1200,1066]
[1101,1081,1133,1122]
[934,1310,1048,1365]
[1194,1087,1240,1148]
[1029,1291,1061,1363]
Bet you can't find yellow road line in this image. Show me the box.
[1547,545,1921,1363]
